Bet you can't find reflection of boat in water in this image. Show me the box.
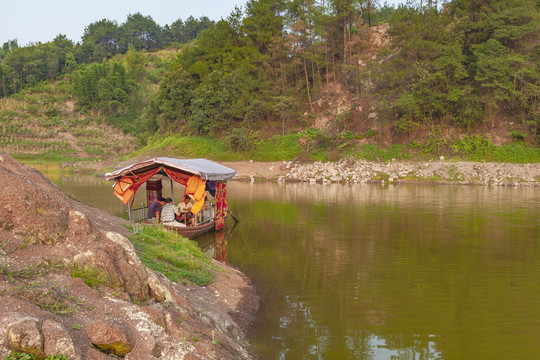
[105,157,236,239]
[197,219,239,262]
[198,230,229,262]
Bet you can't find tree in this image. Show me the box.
[121,13,163,51]
[190,70,237,134]
[125,47,146,82]
[243,0,287,54]
[82,19,122,61]
[142,67,196,133]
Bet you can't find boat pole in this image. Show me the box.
[170,178,174,202]
[228,210,240,223]
[127,197,132,221]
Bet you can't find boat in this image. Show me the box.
[105,157,237,239]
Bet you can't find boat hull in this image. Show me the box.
[163,221,215,239]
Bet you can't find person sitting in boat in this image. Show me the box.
[178,195,194,213]
[148,197,166,223]
[177,195,194,225]
[160,198,185,227]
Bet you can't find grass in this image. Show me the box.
[0,239,90,316]
[254,134,303,161]
[68,263,108,288]
[2,353,69,360]
[0,261,90,315]
[127,224,218,286]
[488,143,540,163]
[12,154,91,164]
[135,135,244,161]
[134,133,304,162]
[450,136,540,163]
[0,261,63,283]
[349,144,412,162]
[128,132,540,164]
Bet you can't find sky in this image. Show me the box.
[1,0,406,46]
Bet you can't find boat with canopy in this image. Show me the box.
[105,158,236,238]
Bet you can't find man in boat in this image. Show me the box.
[148,197,166,223]
[160,198,186,227]
[177,195,194,226]
[178,195,194,213]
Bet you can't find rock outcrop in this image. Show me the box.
[0,153,258,359]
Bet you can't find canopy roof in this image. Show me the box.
[105,158,237,182]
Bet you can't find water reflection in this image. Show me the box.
[225,182,540,360]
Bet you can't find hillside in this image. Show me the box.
[0,84,137,162]
[0,0,539,164]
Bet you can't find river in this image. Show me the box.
[43,168,540,360]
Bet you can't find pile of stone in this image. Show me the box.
[281,158,539,186]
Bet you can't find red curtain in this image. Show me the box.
[215,181,228,230]
[117,167,161,207]
[130,167,161,193]
[163,168,190,186]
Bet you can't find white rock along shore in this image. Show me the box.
[243,159,540,186]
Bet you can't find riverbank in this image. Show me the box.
[221,159,540,186]
[0,153,258,360]
[64,156,539,187]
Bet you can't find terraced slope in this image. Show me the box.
[0,83,137,162]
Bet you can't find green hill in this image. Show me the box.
[1,0,539,164]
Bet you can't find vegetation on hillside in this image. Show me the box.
[0,0,539,163]
[0,15,213,96]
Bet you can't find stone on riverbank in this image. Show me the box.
[281,159,539,186]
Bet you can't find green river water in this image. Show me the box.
[44,170,540,360]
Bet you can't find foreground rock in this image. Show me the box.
[0,153,258,359]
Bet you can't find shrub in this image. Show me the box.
[226,128,257,152]
[451,135,494,160]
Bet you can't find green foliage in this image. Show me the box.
[511,130,527,142]
[142,67,196,134]
[189,71,238,134]
[226,127,258,151]
[1,0,539,159]
[298,127,332,161]
[422,126,448,155]
[363,129,376,139]
[451,135,494,160]
[127,224,217,286]
[166,16,214,45]
[136,135,242,160]
[136,133,305,161]
[489,143,540,163]
[254,134,304,161]
[371,0,539,133]
[450,135,540,162]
